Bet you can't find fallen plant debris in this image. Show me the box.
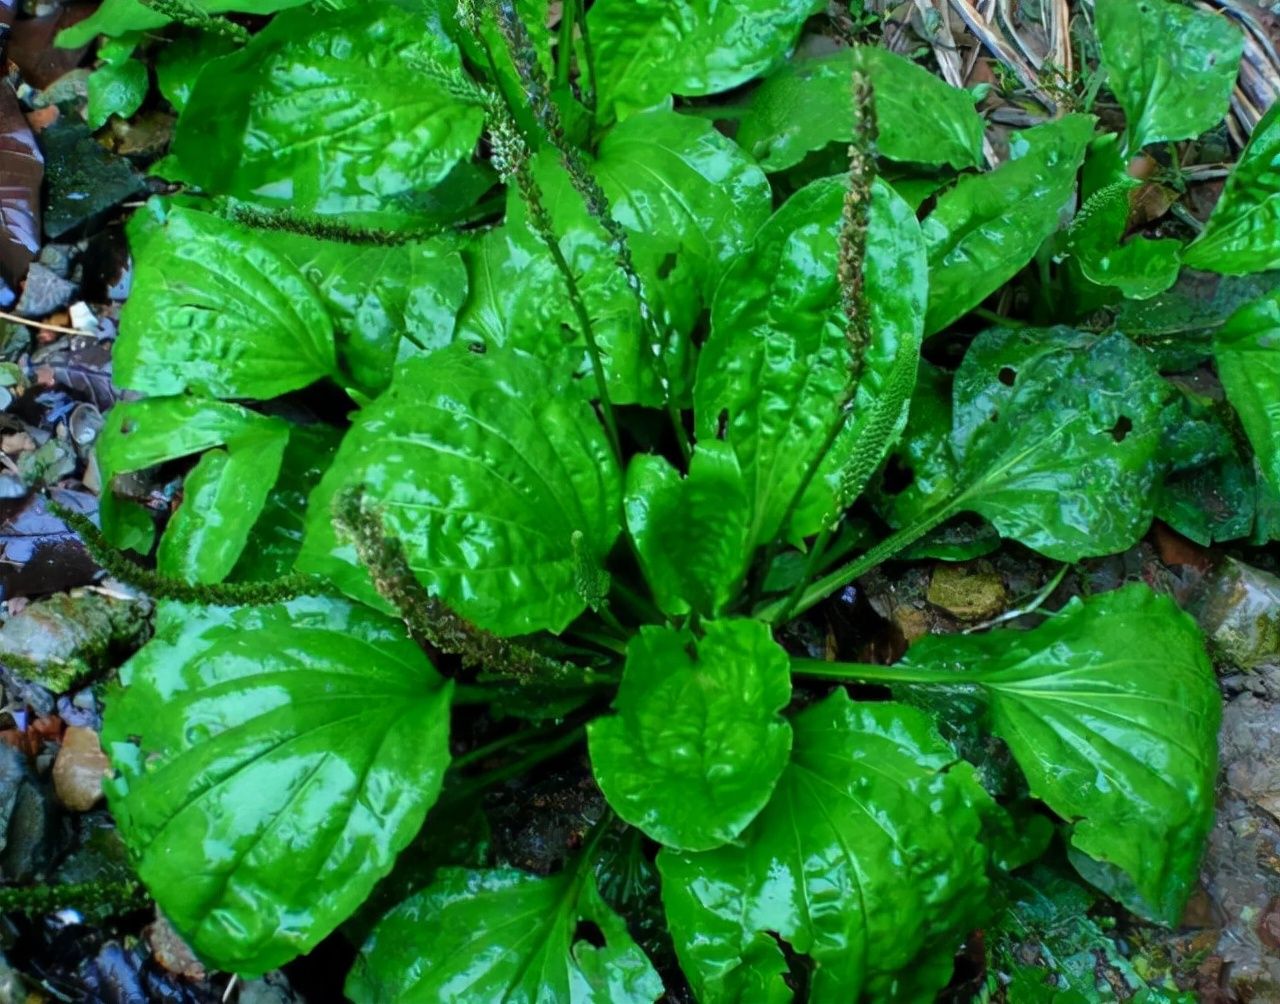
[0,0,1277,1001]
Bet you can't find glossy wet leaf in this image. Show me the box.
[154,33,239,114]
[949,329,1171,560]
[461,109,769,405]
[1065,179,1182,299]
[57,0,306,46]
[588,0,824,119]
[923,115,1095,333]
[104,597,453,975]
[737,46,984,173]
[1095,0,1242,150]
[659,693,990,1003]
[696,175,927,548]
[86,58,147,129]
[347,863,662,1003]
[156,425,290,584]
[258,229,468,396]
[897,585,1219,924]
[589,620,791,851]
[171,5,486,230]
[1182,102,1280,274]
[624,441,749,617]
[1214,287,1280,493]
[298,345,621,636]
[116,203,336,399]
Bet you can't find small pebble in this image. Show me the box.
[52,726,111,812]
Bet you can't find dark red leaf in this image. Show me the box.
[0,80,43,309]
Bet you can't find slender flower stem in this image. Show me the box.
[443,724,586,802]
[487,0,690,461]
[790,658,963,686]
[758,495,962,624]
[754,71,877,588]
[556,0,577,86]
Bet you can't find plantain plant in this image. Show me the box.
[65,0,1280,998]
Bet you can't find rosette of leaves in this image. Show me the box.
[81,0,1268,998]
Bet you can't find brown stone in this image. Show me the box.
[51,726,110,811]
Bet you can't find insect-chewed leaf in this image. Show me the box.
[695,176,927,548]
[896,584,1220,925]
[458,109,771,406]
[104,597,453,975]
[659,693,990,1003]
[589,620,792,851]
[950,328,1171,560]
[298,344,622,636]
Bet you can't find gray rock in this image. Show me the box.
[1191,558,1280,670]
[14,262,76,318]
[0,743,61,881]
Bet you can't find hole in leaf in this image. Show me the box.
[1110,415,1133,442]
[716,409,729,440]
[120,420,136,435]
[657,253,678,279]
[880,454,915,495]
[988,410,999,423]
[573,921,606,949]
[467,341,487,354]
[997,366,1017,386]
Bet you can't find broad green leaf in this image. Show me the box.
[257,229,468,396]
[737,47,985,173]
[659,694,990,1003]
[695,176,927,548]
[96,395,284,476]
[105,597,453,975]
[949,328,1171,560]
[459,110,770,405]
[156,427,290,584]
[1065,179,1181,299]
[588,621,791,851]
[171,5,487,230]
[923,115,1095,333]
[347,862,662,1003]
[1096,0,1242,150]
[1214,287,1280,493]
[588,0,824,119]
[623,441,749,617]
[298,345,622,636]
[86,58,148,129]
[155,33,240,114]
[116,203,336,399]
[96,396,289,570]
[1183,102,1280,274]
[896,585,1219,924]
[57,0,307,47]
